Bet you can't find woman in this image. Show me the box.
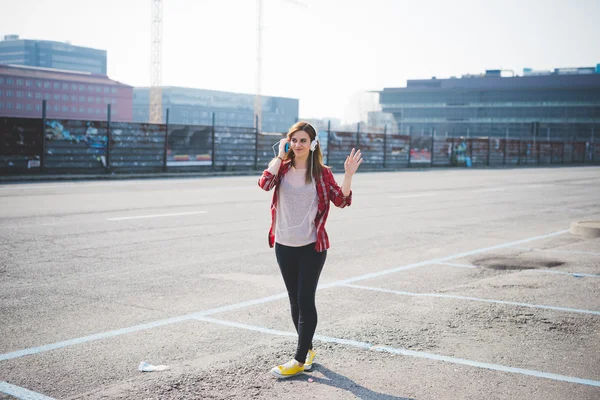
[258,121,363,378]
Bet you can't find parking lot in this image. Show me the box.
[1,166,599,399]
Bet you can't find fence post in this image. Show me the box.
[430,127,435,166]
[254,117,259,170]
[106,104,112,171]
[327,120,331,165]
[356,122,360,148]
[450,136,455,166]
[407,134,412,167]
[162,108,169,173]
[469,138,473,165]
[211,112,216,171]
[487,136,491,166]
[592,128,595,163]
[383,124,387,169]
[503,128,508,165]
[41,100,47,173]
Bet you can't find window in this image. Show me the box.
[0,89,2,96]
[53,105,59,112]
[95,108,101,114]
[35,93,42,99]
[26,80,32,87]
[0,102,3,108]
[62,106,69,112]
[79,96,85,101]
[53,83,60,89]
[103,87,110,93]
[88,107,94,113]
[79,84,85,91]
[62,83,69,90]
[53,94,60,100]
[6,90,12,97]
[88,85,94,92]
[79,107,85,113]
[27,92,33,98]
[7,79,13,84]
[71,107,77,112]
[0,78,4,84]
[16,91,23,97]
[16,103,23,109]
[16,79,23,85]
[36,104,41,111]
[44,82,50,88]
[26,104,32,110]
[87,96,93,103]
[95,97,101,103]
[44,93,51,100]
[95,87,102,93]
[7,103,12,109]
[111,87,116,93]
[71,95,77,101]
[36,80,42,88]
[62,94,68,101]
[71,84,78,91]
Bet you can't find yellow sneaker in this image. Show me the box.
[304,349,316,371]
[270,359,304,379]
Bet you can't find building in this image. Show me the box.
[133,87,299,132]
[0,35,107,75]
[367,111,397,134]
[380,65,600,139]
[0,64,133,121]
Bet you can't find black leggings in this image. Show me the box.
[275,242,327,364]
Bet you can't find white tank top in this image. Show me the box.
[275,167,318,247]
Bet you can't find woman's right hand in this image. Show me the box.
[278,138,289,158]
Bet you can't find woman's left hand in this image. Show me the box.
[344,148,363,175]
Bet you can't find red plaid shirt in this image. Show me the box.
[258,160,352,252]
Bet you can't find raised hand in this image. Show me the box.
[344,148,363,175]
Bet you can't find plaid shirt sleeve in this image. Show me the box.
[324,168,352,208]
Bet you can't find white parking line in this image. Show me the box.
[471,187,507,193]
[343,284,600,316]
[0,229,569,362]
[531,270,600,278]
[107,211,207,221]
[435,262,477,269]
[0,381,56,400]
[511,247,600,256]
[194,316,600,388]
[390,192,437,199]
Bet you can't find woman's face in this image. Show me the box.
[289,130,311,158]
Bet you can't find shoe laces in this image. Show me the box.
[282,359,300,369]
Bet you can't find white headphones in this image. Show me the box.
[310,137,319,151]
[304,123,319,151]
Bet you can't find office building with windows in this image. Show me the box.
[133,87,299,132]
[0,64,132,121]
[0,35,107,75]
[380,66,600,139]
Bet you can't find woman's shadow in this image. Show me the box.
[295,364,415,400]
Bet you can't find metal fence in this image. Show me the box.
[2,112,599,176]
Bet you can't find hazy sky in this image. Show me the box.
[1,0,599,123]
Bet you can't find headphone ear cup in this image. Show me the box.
[310,139,318,151]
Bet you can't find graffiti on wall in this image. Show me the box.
[45,120,108,149]
[167,124,212,166]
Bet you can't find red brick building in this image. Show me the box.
[0,64,132,121]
